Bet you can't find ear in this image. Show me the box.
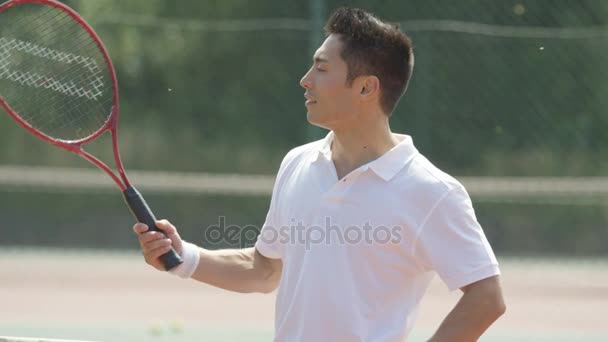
[359,76,380,101]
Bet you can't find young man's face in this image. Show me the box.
[300,34,361,131]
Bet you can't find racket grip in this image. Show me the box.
[123,186,184,271]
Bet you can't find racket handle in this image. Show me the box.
[123,186,184,271]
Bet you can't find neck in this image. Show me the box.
[330,118,399,178]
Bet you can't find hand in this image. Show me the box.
[133,219,184,271]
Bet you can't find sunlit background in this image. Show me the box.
[1,0,607,341]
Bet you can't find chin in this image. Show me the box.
[306,111,325,127]
[306,111,317,123]
[307,120,332,132]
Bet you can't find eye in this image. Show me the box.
[316,67,326,72]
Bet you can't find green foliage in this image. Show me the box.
[1,0,606,175]
[1,0,607,255]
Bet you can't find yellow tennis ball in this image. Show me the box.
[169,320,184,334]
[148,322,164,336]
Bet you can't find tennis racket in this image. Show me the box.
[0,0,183,270]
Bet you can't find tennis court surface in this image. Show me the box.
[1,249,606,341]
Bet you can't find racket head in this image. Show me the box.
[0,0,120,146]
[0,0,184,270]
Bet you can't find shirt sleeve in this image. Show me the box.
[255,184,284,259]
[254,152,294,260]
[413,185,500,291]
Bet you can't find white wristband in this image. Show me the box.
[168,241,200,279]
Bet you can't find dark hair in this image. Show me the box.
[324,7,414,116]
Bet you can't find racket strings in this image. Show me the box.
[21,34,110,134]
[3,39,108,139]
[6,32,98,129]
[18,9,109,136]
[0,3,114,142]
[0,9,107,138]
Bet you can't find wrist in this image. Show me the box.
[168,241,200,279]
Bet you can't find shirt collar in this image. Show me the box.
[368,134,418,181]
[315,131,333,161]
[312,132,419,182]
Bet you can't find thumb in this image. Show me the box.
[155,219,183,254]
[155,219,177,236]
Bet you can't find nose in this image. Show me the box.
[300,68,312,89]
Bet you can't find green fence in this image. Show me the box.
[1,0,607,255]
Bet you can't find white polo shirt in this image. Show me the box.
[255,132,500,342]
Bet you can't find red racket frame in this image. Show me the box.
[0,0,183,270]
[0,0,130,191]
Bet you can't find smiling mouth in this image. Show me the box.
[304,95,316,105]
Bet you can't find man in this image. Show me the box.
[134,7,505,341]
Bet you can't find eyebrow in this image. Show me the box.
[313,56,329,64]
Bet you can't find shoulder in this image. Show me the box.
[269,138,324,191]
[395,151,470,209]
[410,154,463,190]
[277,138,323,174]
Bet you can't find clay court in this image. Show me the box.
[1,249,606,341]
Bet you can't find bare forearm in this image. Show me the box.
[190,247,280,294]
[429,276,506,342]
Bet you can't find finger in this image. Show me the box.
[155,219,177,236]
[133,223,149,234]
[138,231,166,244]
[157,220,183,246]
[143,238,172,252]
[146,244,174,264]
